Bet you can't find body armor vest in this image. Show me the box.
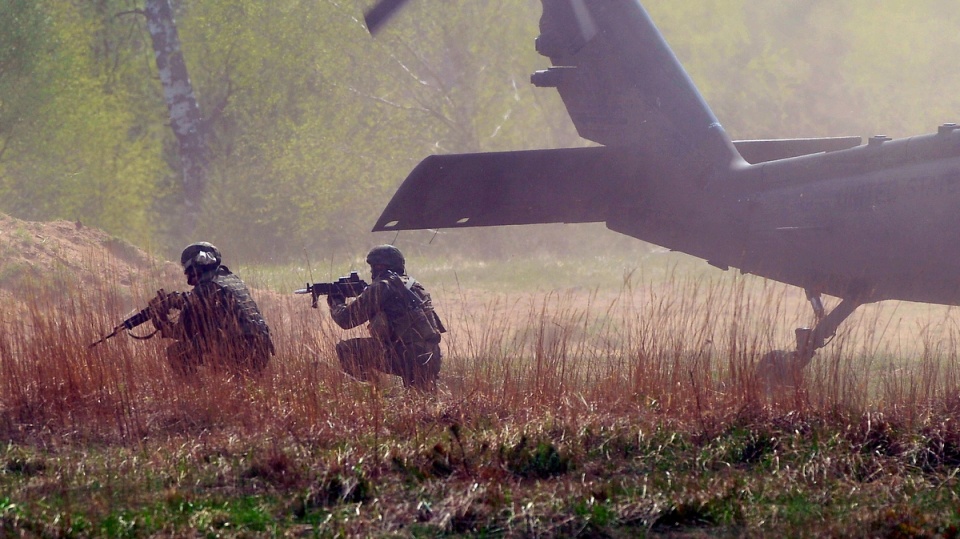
[212,271,271,341]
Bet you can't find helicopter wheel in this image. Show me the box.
[756,349,806,389]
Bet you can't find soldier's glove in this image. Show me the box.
[326,293,346,308]
[148,293,170,324]
[148,290,182,325]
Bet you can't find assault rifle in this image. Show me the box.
[295,271,369,308]
[89,289,184,347]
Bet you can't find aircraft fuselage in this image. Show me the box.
[610,128,960,306]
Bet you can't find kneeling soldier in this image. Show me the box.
[153,242,274,376]
[327,245,444,391]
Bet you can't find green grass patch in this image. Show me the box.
[2,415,959,536]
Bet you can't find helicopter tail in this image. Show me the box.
[373,0,759,233]
[531,0,743,185]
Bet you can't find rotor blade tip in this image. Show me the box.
[364,0,409,35]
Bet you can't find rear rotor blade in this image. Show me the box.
[364,0,411,34]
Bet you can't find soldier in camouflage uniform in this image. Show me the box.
[327,245,444,391]
[152,242,275,376]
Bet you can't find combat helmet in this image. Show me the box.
[180,242,222,272]
[366,244,405,273]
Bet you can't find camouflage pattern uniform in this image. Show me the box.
[328,246,443,390]
[155,243,274,376]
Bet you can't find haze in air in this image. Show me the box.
[2,1,959,262]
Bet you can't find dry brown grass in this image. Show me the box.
[3,247,959,444]
[4,248,960,535]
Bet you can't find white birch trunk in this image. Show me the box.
[144,0,206,235]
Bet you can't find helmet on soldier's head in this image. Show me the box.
[366,244,404,273]
[180,242,222,272]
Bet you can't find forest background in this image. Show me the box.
[2,0,959,263]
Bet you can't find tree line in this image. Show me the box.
[2,0,959,262]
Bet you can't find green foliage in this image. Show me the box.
[840,0,960,136]
[0,0,49,155]
[175,0,570,260]
[0,0,165,244]
[502,435,571,478]
[5,417,960,536]
[4,1,960,260]
[647,0,960,139]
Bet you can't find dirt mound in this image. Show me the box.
[0,214,180,301]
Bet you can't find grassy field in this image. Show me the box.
[2,249,960,537]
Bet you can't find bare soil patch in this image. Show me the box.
[0,214,179,298]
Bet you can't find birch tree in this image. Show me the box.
[144,0,207,236]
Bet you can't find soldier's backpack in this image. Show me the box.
[385,272,444,346]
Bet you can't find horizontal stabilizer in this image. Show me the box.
[734,136,862,164]
[372,146,636,231]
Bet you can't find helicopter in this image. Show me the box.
[366,0,960,372]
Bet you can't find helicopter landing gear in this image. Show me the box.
[757,293,861,387]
